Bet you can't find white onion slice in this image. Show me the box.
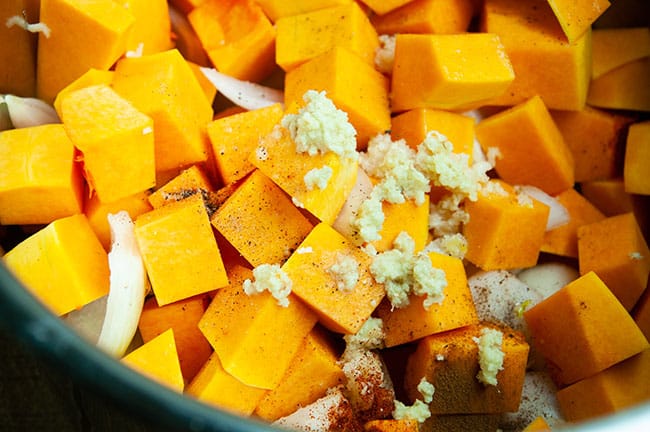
[516,262,579,301]
[200,67,284,110]
[96,211,148,358]
[273,388,355,432]
[3,94,60,128]
[332,167,374,244]
[516,185,570,231]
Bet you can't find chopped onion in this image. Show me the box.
[200,67,284,110]
[96,211,148,358]
[3,94,60,128]
[516,262,579,300]
[516,185,570,230]
[332,167,374,244]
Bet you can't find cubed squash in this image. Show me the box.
[134,194,229,306]
[211,170,314,267]
[591,27,650,79]
[577,212,650,311]
[0,0,37,96]
[463,180,550,271]
[113,0,173,55]
[404,323,529,414]
[112,49,212,173]
[391,33,514,112]
[358,0,417,15]
[524,271,649,387]
[580,178,635,217]
[53,68,114,116]
[3,214,109,316]
[373,196,430,253]
[481,0,592,111]
[587,57,650,112]
[59,84,156,204]
[375,252,479,347]
[36,0,134,104]
[254,0,352,22]
[545,0,610,43]
[476,95,575,196]
[275,2,379,72]
[122,328,184,392]
[624,121,650,195]
[0,124,84,225]
[364,419,419,432]
[282,223,386,334]
[371,0,474,35]
[147,165,214,209]
[198,264,318,389]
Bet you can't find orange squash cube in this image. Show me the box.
[53,68,114,116]
[60,85,155,205]
[358,0,417,15]
[375,252,479,347]
[122,328,184,392]
[556,348,650,422]
[134,194,229,306]
[188,0,276,82]
[634,284,650,341]
[0,124,84,225]
[391,33,514,112]
[592,27,650,79]
[2,214,109,316]
[577,212,650,311]
[284,47,390,148]
[545,0,610,43]
[281,223,386,334]
[211,170,314,267]
[113,0,173,55]
[481,0,591,111]
[112,49,212,173]
[404,323,529,414]
[587,57,650,112]
[373,196,430,253]
[186,352,266,415]
[371,0,474,35]
[364,419,419,432]
[36,0,134,103]
[522,416,551,431]
[147,165,214,209]
[541,188,606,259]
[580,178,635,217]
[476,95,574,196]
[255,0,352,22]
[463,180,550,271]
[198,265,318,389]
[0,0,37,96]
[624,121,650,195]
[524,271,649,387]
[207,104,284,185]
[254,328,345,421]
[275,2,379,72]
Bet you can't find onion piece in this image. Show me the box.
[96,211,148,358]
[516,185,570,230]
[3,94,60,128]
[200,67,284,110]
[516,262,579,300]
[332,167,374,244]
[273,388,357,432]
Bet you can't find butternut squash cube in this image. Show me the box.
[0,124,84,225]
[198,265,318,389]
[122,328,184,392]
[134,194,229,306]
[358,0,416,15]
[112,49,212,173]
[59,84,156,204]
[391,108,475,159]
[255,0,352,22]
[147,165,213,209]
[556,348,650,422]
[85,191,152,251]
[476,95,574,196]
[36,0,134,104]
[580,178,634,217]
[587,57,650,112]
[2,214,109,316]
[186,352,266,415]
[364,419,419,432]
[404,323,529,414]
[250,125,358,225]
[577,212,650,311]
[592,27,650,79]
[624,121,650,195]
[373,196,429,253]
[275,2,379,72]
[551,106,633,183]
[524,271,649,387]
[391,33,514,112]
[463,180,550,271]
[482,0,591,111]
[187,61,217,105]
[371,0,474,35]
[375,252,479,347]
[188,0,276,82]
[207,103,284,185]
[541,188,606,259]
[0,0,37,96]
[284,47,391,148]
[281,223,386,334]
[211,170,314,267]
[634,284,650,341]
[53,68,114,116]
[138,295,213,382]
[254,328,345,421]
[545,0,610,43]
[522,416,551,431]
[113,0,173,56]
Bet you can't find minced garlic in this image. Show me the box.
[243,263,293,307]
[473,327,505,386]
[304,165,333,191]
[327,252,360,292]
[375,34,396,75]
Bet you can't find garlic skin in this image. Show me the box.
[96,211,148,358]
